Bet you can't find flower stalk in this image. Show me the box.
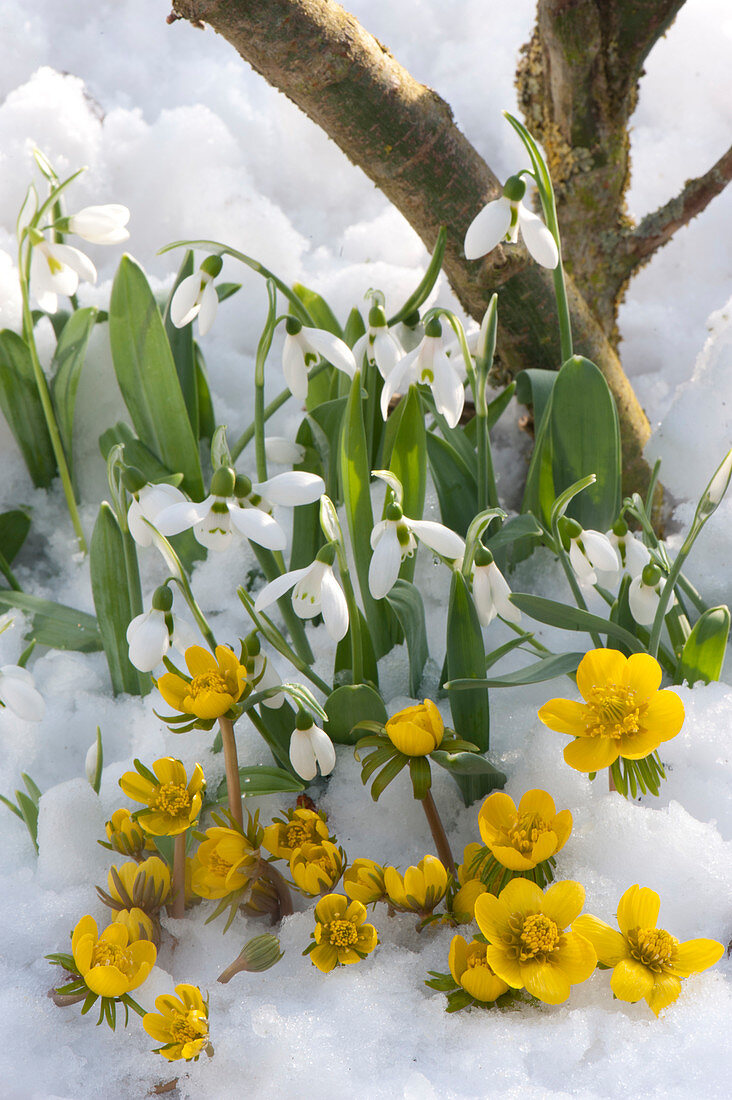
[218,716,243,829]
[172,833,186,919]
[420,790,456,877]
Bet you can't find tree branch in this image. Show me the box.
[621,141,732,272]
[168,0,653,496]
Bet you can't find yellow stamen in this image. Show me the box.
[154,782,192,818]
[506,813,550,854]
[286,822,309,848]
[91,941,135,976]
[585,683,643,740]
[190,670,228,698]
[327,919,358,948]
[628,926,678,972]
[170,1010,207,1045]
[516,913,560,961]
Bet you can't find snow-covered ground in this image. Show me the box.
[0,2,731,1097]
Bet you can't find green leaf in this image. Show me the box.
[485,381,516,431]
[308,396,347,503]
[386,388,426,581]
[334,607,379,687]
[510,593,644,652]
[215,281,241,303]
[344,307,366,349]
[387,227,447,325]
[15,789,39,851]
[426,431,478,537]
[289,420,325,571]
[163,250,198,436]
[324,683,388,745]
[679,606,730,686]
[484,514,543,554]
[194,344,216,442]
[0,329,57,486]
[293,283,344,339]
[385,580,428,697]
[550,356,621,530]
[89,503,149,695]
[447,652,584,690]
[431,751,506,786]
[516,369,557,529]
[217,765,305,802]
[0,509,31,564]
[109,255,203,497]
[370,754,408,801]
[50,307,97,470]
[446,571,492,806]
[0,591,101,652]
[485,634,535,670]
[409,755,432,800]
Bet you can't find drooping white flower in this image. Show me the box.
[628,566,666,627]
[607,522,650,580]
[472,549,521,627]
[126,480,188,547]
[368,498,465,600]
[67,204,130,244]
[282,317,357,401]
[126,586,197,673]
[289,712,336,781]
[29,237,96,313]
[170,255,222,336]
[254,545,349,642]
[380,317,465,429]
[464,175,559,269]
[155,467,324,553]
[352,301,404,379]
[565,522,619,587]
[252,653,286,708]
[264,437,306,466]
[0,664,45,722]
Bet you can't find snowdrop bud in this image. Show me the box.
[0,664,45,722]
[319,495,342,543]
[702,447,732,510]
[289,710,336,781]
[628,565,665,627]
[67,204,130,244]
[85,739,100,788]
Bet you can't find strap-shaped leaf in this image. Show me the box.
[334,608,379,687]
[370,753,409,801]
[510,593,644,652]
[216,765,304,802]
[426,431,477,537]
[446,571,492,806]
[516,368,557,529]
[293,282,344,338]
[0,508,31,573]
[0,590,101,652]
[446,651,584,690]
[89,502,149,695]
[431,751,506,785]
[50,306,97,469]
[0,329,56,486]
[387,387,426,583]
[679,606,730,686]
[385,580,428,697]
[109,255,204,497]
[163,250,198,436]
[387,227,447,326]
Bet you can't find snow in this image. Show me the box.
[0,1,731,1097]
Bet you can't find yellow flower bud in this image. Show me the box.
[449,935,509,1003]
[104,808,156,858]
[451,879,487,924]
[384,855,448,914]
[290,841,344,896]
[262,807,331,860]
[343,859,386,905]
[384,699,444,756]
[113,907,157,944]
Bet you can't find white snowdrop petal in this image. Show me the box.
[254,471,325,506]
[254,567,310,612]
[51,243,97,285]
[489,562,521,624]
[171,617,198,655]
[372,330,404,378]
[431,360,464,429]
[170,273,202,327]
[282,336,309,401]
[472,568,497,627]
[309,724,337,777]
[289,730,317,781]
[69,204,130,243]
[517,205,559,269]
[127,501,153,546]
[264,437,307,465]
[408,519,465,558]
[31,246,78,297]
[319,568,349,641]
[155,498,214,536]
[569,539,597,586]
[623,535,651,579]
[368,524,403,599]
[303,328,357,377]
[229,505,287,550]
[197,279,218,335]
[193,514,235,551]
[628,577,662,627]
[0,670,45,722]
[582,529,621,575]
[464,197,512,260]
[127,611,169,672]
[352,333,368,368]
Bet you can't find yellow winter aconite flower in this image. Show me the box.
[384,855,448,914]
[99,856,171,914]
[157,645,248,720]
[113,907,157,943]
[143,983,210,1062]
[474,878,596,1004]
[191,825,259,900]
[309,893,377,973]
[104,808,156,858]
[343,858,387,905]
[71,915,156,998]
[385,699,444,756]
[478,789,572,871]
[290,841,344,895]
[262,806,331,860]
[119,757,205,836]
[538,649,684,773]
[450,845,488,923]
[573,884,724,1016]
[449,934,510,1003]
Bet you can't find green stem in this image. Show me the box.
[420,790,456,876]
[172,832,186,919]
[19,242,87,553]
[238,588,330,694]
[336,554,363,685]
[475,412,498,510]
[647,544,692,659]
[169,575,217,652]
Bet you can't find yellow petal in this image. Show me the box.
[642,689,685,742]
[72,915,97,957]
[517,788,556,819]
[156,673,190,712]
[84,965,131,997]
[617,884,660,937]
[576,648,627,701]
[489,844,535,871]
[118,772,156,805]
[646,972,682,1016]
[673,938,724,976]
[100,922,129,947]
[617,727,665,759]
[313,893,347,924]
[522,959,572,1004]
[478,792,517,841]
[190,691,234,720]
[422,856,447,893]
[552,809,573,853]
[356,924,377,953]
[185,646,217,677]
[484,945,523,988]
[461,965,509,1003]
[474,892,511,944]
[128,940,157,969]
[623,652,662,701]
[310,944,339,973]
[610,957,654,1002]
[188,763,206,796]
[344,899,368,927]
[73,935,94,976]
[449,935,468,983]
[499,877,544,918]
[542,880,585,929]
[564,736,619,772]
[451,880,487,923]
[143,1013,173,1043]
[572,915,628,965]
[153,757,186,787]
[537,698,588,736]
[554,931,597,983]
[531,831,559,865]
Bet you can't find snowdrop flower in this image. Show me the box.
[282,317,357,401]
[124,473,188,548]
[254,544,349,642]
[0,664,45,722]
[369,498,465,600]
[155,466,325,553]
[472,547,521,627]
[380,317,465,429]
[170,255,222,336]
[607,520,650,580]
[562,519,619,587]
[29,232,96,313]
[264,437,306,465]
[628,565,666,627]
[126,586,197,673]
[289,710,336,781]
[66,204,130,244]
[352,300,404,379]
[464,175,558,269]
